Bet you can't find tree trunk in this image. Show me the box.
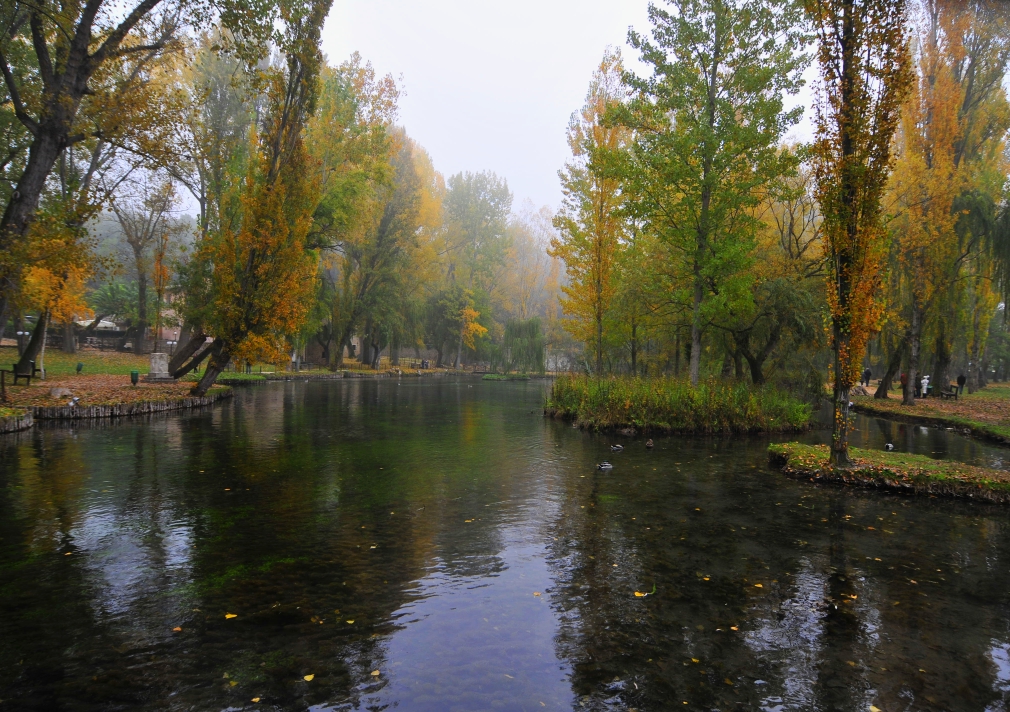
[903,300,922,406]
[191,342,229,396]
[830,322,853,467]
[968,301,983,394]
[874,332,906,399]
[169,333,208,376]
[135,273,148,354]
[16,310,49,372]
[63,321,77,353]
[690,273,703,387]
[932,327,951,394]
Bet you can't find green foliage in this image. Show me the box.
[547,374,811,432]
[502,317,545,374]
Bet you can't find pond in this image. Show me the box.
[2,379,1010,711]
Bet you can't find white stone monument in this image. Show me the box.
[143,352,176,382]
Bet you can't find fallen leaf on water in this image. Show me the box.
[370,670,380,676]
[303,674,314,682]
[634,591,648,597]
[229,680,238,687]
[225,613,238,619]
[64,552,72,556]
[870,706,881,712]
[910,580,917,584]
[505,674,514,679]
[172,626,182,632]
[691,658,700,663]
[252,698,260,703]
[754,584,763,588]
[369,545,377,549]
[346,620,354,624]
[730,626,739,631]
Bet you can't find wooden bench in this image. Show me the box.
[11,360,40,386]
[938,384,958,400]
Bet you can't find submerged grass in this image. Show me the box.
[769,442,1010,503]
[546,375,812,433]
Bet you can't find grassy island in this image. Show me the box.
[851,385,1010,445]
[546,375,812,433]
[769,442,1010,504]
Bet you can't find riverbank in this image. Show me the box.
[1,374,230,421]
[851,385,1010,445]
[546,375,812,433]
[769,442,1010,504]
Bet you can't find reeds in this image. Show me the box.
[546,375,811,433]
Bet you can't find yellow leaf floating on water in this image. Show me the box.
[172,626,182,632]
[634,591,648,597]
[691,658,700,663]
[370,670,380,676]
[303,674,314,682]
[225,613,238,619]
[229,680,238,687]
[730,626,739,631]
[754,584,763,588]
[346,620,354,624]
[252,698,260,703]
[533,592,541,597]
[870,706,882,712]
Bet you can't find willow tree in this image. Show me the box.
[806,0,912,465]
[620,0,808,386]
[184,0,332,396]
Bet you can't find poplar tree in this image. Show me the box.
[806,0,912,466]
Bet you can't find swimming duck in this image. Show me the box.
[884,443,894,451]
[597,462,614,470]
[610,444,624,452]
[645,439,654,449]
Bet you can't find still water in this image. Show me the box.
[2,379,1010,711]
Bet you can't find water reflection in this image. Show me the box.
[2,380,1010,710]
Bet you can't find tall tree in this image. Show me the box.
[806,0,912,465]
[620,0,808,385]
[551,49,628,376]
[183,0,332,395]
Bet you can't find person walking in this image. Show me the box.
[900,372,908,397]
[862,368,872,387]
[922,374,930,397]
[957,373,966,395]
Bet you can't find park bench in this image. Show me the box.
[11,360,40,386]
[938,383,958,400]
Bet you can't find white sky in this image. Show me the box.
[321,0,653,212]
[321,1,815,214]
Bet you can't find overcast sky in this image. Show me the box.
[321,1,653,212]
[321,1,814,214]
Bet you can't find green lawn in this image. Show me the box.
[769,442,1010,502]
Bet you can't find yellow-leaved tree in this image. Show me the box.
[550,49,629,376]
[182,0,332,396]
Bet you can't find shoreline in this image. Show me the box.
[769,442,1010,504]
[851,396,1010,446]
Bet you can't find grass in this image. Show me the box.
[546,375,812,433]
[852,384,1010,444]
[769,442,1010,503]
[482,373,531,381]
[0,405,27,419]
[0,346,150,376]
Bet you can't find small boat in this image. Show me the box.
[610,444,624,452]
[597,462,613,470]
[645,439,654,449]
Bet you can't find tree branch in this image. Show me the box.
[29,11,53,87]
[90,0,164,65]
[0,50,38,136]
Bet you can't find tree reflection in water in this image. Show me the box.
[1,380,1010,710]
